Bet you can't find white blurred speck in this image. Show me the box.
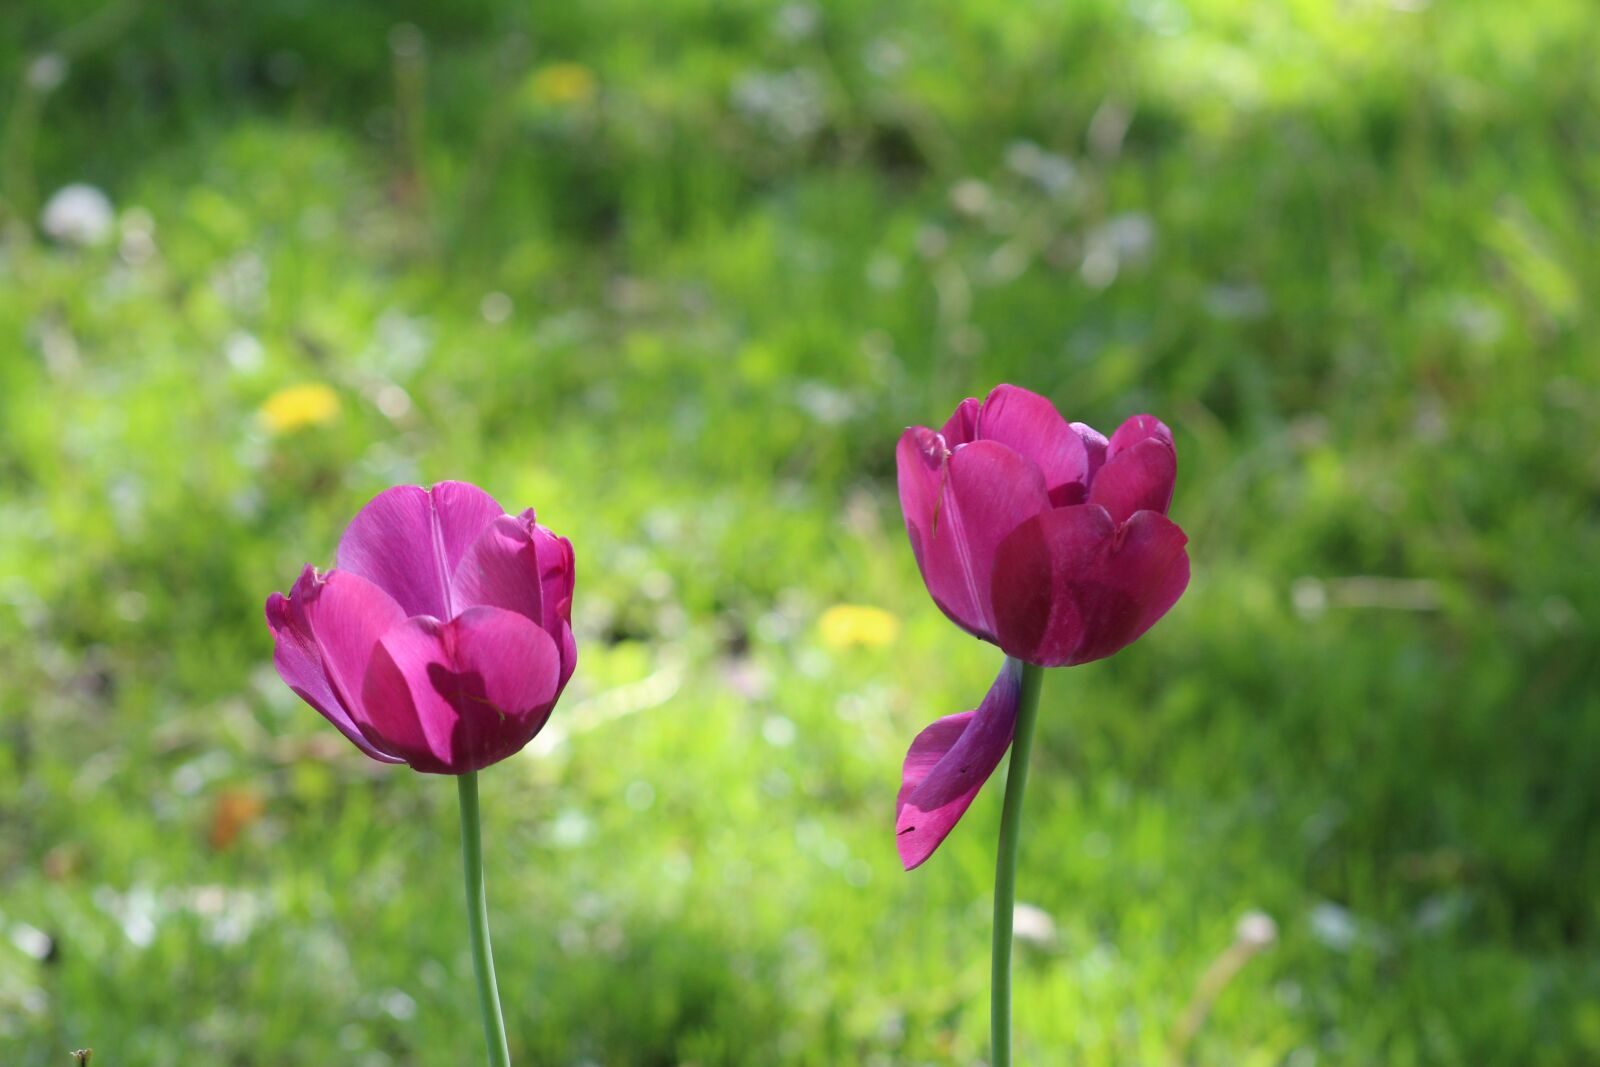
[1205,283,1269,322]
[1106,212,1156,262]
[213,250,268,312]
[376,384,412,419]
[915,224,948,259]
[863,38,906,79]
[985,241,1030,284]
[866,253,902,290]
[1236,910,1278,948]
[1128,0,1191,36]
[949,179,993,218]
[41,184,114,246]
[1013,902,1058,948]
[844,859,872,887]
[795,382,854,425]
[774,2,820,41]
[762,715,797,747]
[1080,241,1119,289]
[373,308,431,374]
[26,53,67,93]
[480,291,514,324]
[388,23,425,59]
[118,206,157,265]
[224,330,264,372]
[1309,901,1358,952]
[663,849,692,882]
[382,990,416,1021]
[93,885,159,947]
[1541,595,1578,633]
[549,808,592,848]
[10,922,52,960]
[1088,99,1133,160]
[171,751,231,797]
[624,779,656,811]
[1292,577,1327,620]
[1005,141,1077,197]
[114,590,147,622]
[732,69,824,143]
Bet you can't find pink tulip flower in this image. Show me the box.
[265,481,576,774]
[895,384,1189,869]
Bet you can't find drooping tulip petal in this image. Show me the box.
[359,606,562,774]
[990,505,1189,667]
[265,567,404,763]
[895,659,1023,870]
[976,384,1090,503]
[336,481,506,619]
[1087,436,1177,524]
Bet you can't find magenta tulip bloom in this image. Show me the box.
[895,385,1189,869]
[265,481,576,774]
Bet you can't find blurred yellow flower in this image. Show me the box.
[528,62,598,107]
[818,604,901,650]
[259,383,341,433]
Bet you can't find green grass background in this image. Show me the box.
[2,0,1598,1063]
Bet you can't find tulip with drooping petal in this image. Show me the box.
[893,384,1190,1067]
[265,480,576,774]
[264,480,577,1067]
[894,385,1188,868]
[896,384,1187,670]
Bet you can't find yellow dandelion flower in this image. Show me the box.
[528,61,598,107]
[259,383,341,433]
[818,604,901,650]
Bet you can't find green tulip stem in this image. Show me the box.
[992,659,1045,1067]
[458,771,512,1067]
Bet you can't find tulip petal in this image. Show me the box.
[1088,436,1177,524]
[528,517,579,688]
[265,567,405,763]
[452,514,545,623]
[895,659,1022,870]
[941,396,981,447]
[1106,413,1173,458]
[337,482,506,619]
[1070,422,1108,488]
[899,432,1051,640]
[934,440,1053,638]
[359,606,561,773]
[977,384,1090,502]
[267,572,406,764]
[991,505,1189,667]
[896,425,965,625]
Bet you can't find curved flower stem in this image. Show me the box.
[458,771,512,1067]
[992,659,1045,1067]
